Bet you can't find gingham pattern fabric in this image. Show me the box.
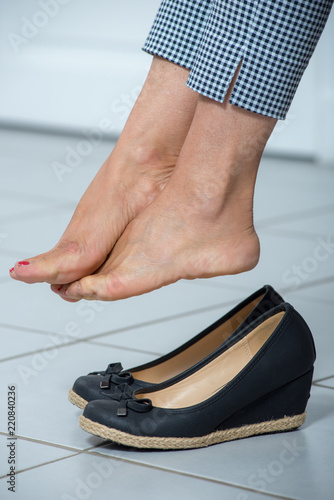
[143,0,213,69]
[143,0,333,119]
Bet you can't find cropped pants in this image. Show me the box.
[143,0,333,119]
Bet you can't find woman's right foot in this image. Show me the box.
[9,57,198,286]
[10,146,176,286]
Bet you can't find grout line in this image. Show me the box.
[73,299,238,342]
[0,322,68,338]
[313,374,334,384]
[1,277,332,364]
[0,435,114,479]
[313,383,334,390]
[0,433,107,479]
[0,431,88,453]
[0,325,161,363]
[0,431,105,453]
[0,338,79,363]
[0,453,81,479]
[2,273,332,364]
[0,298,237,364]
[0,442,293,499]
[0,423,296,499]
[83,447,296,500]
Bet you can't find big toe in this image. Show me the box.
[10,241,102,285]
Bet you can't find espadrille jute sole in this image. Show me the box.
[68,389,88,410]
[79,412,306,450]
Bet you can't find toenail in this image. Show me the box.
[9,267,14,273]
[18,261,30,266]
[63,289,68,295]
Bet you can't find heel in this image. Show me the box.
[218,369,313,431]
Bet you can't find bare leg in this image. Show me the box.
[58,73,277,301]
[10,57,198,285]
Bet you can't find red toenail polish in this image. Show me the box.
[9,267,14,273]
[57,286,62,291]
[18,261,30,266]
[64,289,67,295]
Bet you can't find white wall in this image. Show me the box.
[267,6,334,165]
[0,0,333,164]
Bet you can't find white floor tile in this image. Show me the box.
[0,255,21,280]
[219,230,334,293]
[260,211,334,239]
[315,377,334,388]
[0,434,75,477]
[2,130,334,499]
[184,276,254,292]
[0,130,115,202]
[0,191,59,225]
[0,451,280,500]
[0,129,106,160]
[89,306,250,358]
[0,325,70,361]
[90,386,334,500]
[258,158,334,196]
[0,210,75,256]
[255,158,334,224]
[0,279,249,340]
[286,280,334,305]
[283,294,334,380]
[254,159,334,226]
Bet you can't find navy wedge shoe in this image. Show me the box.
[80,303,315,450]
[69,285,283,409]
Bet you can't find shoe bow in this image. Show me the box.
[89,362,134,390]
[114,383,152,417]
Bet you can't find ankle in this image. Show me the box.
[179,165,256,222]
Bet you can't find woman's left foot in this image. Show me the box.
[54,161,260,301]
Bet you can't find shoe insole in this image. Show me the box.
[138,311,285,409]
[132,294,264,384]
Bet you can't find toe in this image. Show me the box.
[10,240,99,285]
[50,284,80,302]
[64,272,128,301]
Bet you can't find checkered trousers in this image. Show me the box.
[143,0,333,119]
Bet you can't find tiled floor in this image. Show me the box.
[0,128,333,500]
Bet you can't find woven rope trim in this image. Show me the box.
[68,389,88,410]
[79,412,306,450]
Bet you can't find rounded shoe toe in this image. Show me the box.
[72,375,104,403]
[83,399,120,427]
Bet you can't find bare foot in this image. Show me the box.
[56,169,260,301]
[56,94,276,302]
[9,57,198,286]
[10,146,175,287]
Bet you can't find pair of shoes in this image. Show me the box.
[69,285,283,409]
[70,286,316,450]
